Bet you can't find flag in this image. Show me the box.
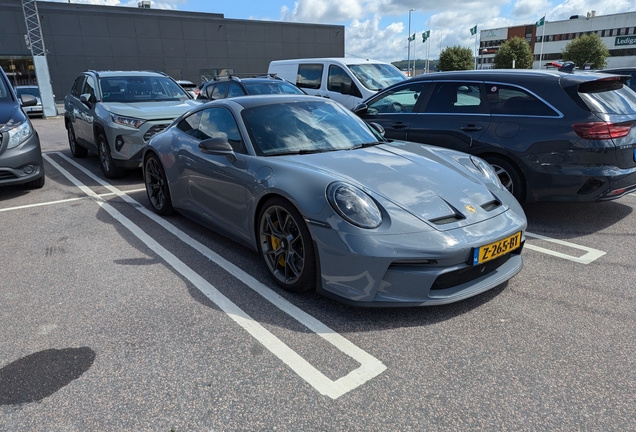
[536,16,545,27]
[422,30,430,43]
[470,25,477,36]
[408,33,415,42]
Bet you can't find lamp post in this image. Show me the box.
[407,8,415,76]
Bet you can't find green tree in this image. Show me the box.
[493,37,534,69]
[561,33,609,69]
[438,45,474,71]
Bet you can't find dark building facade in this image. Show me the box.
[0,0,345,99]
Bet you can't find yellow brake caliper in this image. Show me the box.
[270,221,285,267]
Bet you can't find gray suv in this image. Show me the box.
[64,70,200,178]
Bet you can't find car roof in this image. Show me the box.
[89,70,168,78]
[271,57,386,65]
[601,67,636,72]
[408,69,622,86]
[211,94,333,109]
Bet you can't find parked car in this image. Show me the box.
[143,95,527,306]
[197,75,305,101]
[64,70,200,178]
[599,67,636,92]
[268,57,407,109]
[15,85,43,116]
[0,67,45,189]
[176,80,200,99]
[354,69,636,202]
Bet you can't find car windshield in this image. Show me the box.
[243,82,304,95]
[348,63,406,91]
[100,76,190,102]
[16,87,40,97]
[242,101,381,156]
[577,79,636,115]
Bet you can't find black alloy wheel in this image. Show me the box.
[67,124,87,158]
[258,197,316,292]
[97,134,125,179]
[144,153,175,216]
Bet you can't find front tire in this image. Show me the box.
[257,197,316,293]
[24,173,45,189]
[98,134,125,179]
[483,155,526,203]
[67,123,88,158]
[144,153,175,215]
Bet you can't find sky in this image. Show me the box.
[51,0,636,62]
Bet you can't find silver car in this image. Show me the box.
[0,68,45,189]
[143,95,527,306]
[15,85,43,116]
[64,70,200,178]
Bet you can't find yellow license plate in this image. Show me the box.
[473,232,522,265]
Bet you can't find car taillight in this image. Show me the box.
[572,122,632,140]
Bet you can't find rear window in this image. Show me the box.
[578,80,636,115]
[243,82,304,95]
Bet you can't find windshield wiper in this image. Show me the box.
[350,141,384,150]
[271,148,339,156]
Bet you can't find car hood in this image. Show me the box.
[0,103,26,131]
[281,142,509,230]
[101,100,200,120]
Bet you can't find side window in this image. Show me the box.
[204,84,216,100]
[228,82,247,98]
[486,83,558,117]
[424,82,485,114]
[211,82,229,100]
[71,76,85,98]
[327,65,352,93]
[296,64,323,89]
[198,108,246,153]
[177,110,203,138]
[366,83,427,114]
[82,76,97,102]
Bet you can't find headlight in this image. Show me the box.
[471,156,504,189]
[327,182,382,229]
[111,113,146,129]
[7,120,33,149]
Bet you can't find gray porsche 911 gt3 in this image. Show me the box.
[143,95,527,306]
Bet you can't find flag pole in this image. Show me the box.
[539,16,546,68]
[474,28,478,69]
[426,33,430,74]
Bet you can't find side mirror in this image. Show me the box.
[340,82,352,95]
[20,94,37,107]
[352,103,368,114]
[199,137,237,162]
[368,122,385,137]
[80,93,92,107]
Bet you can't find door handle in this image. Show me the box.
[323,95,330,98]
[391,122,408,129]
[460,125,483,132]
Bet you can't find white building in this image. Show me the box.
[478,11,636,69]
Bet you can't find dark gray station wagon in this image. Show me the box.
[354,70,636,202]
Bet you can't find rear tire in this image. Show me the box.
[98,134,125,179]
[483,155,525,202]
[67,124,88,158]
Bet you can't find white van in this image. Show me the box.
[267,57,406,109]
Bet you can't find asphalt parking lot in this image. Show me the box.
[1,116,634,431]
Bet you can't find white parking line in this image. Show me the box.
[524,231,606,264]
[44,153,386,400]
[0,189,146,213]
